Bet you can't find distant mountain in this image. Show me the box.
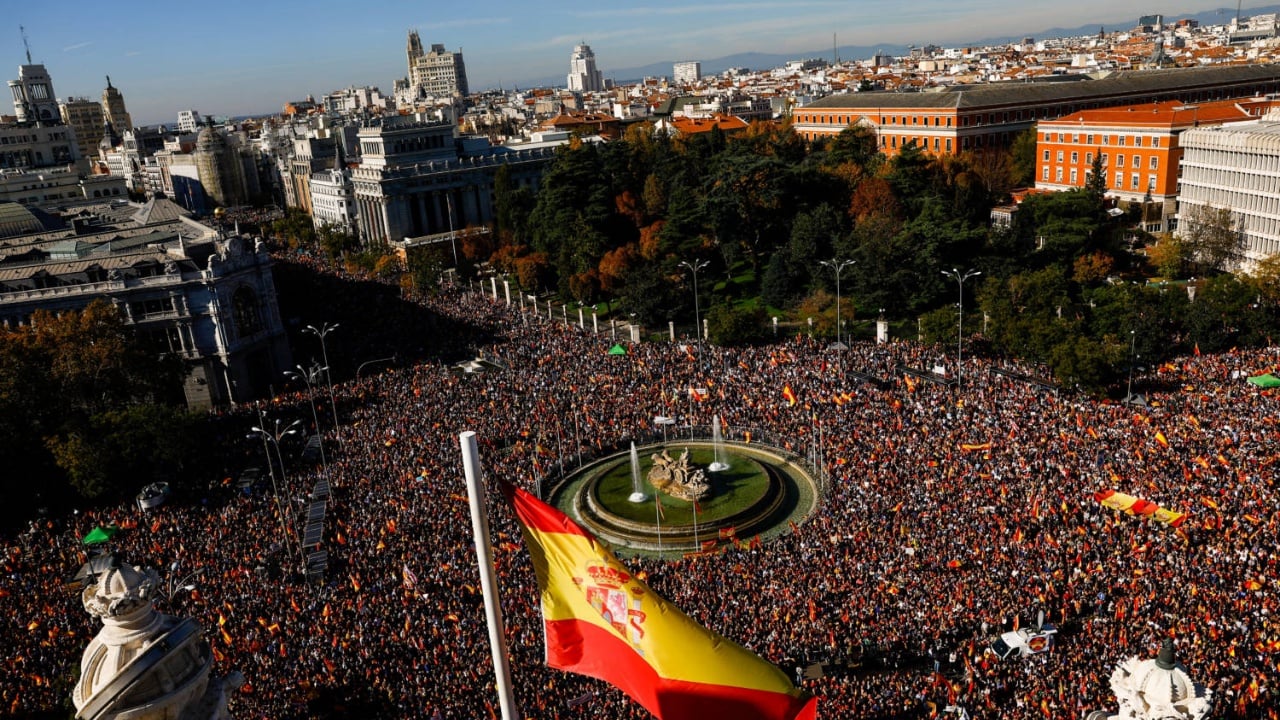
[510,4,1280,89]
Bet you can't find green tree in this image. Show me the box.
[1009,128,1039,188]
[706,304,766,346]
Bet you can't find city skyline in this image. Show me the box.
[5,0,1270,126]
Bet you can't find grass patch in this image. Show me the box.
[593,447,770,524]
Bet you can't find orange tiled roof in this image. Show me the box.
[667,113,749,135]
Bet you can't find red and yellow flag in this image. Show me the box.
[782,385,797,407]
[505,483,816,720]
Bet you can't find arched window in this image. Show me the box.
[232,286,262,338]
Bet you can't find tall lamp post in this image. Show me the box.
[940,268,982,392]
[304,323,341,434]
[285,363,329,476]
[819,258,856,347]
[678,259,709,344]
[1125,330,1138,404]
[251,411,303,569]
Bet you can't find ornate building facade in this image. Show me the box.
[0,203,290,407]
[350,114,554,244]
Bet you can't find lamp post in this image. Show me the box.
[819,258,855,347]
[250,411,303,569]
[304,323,341,434]
[285,363,328,476]
[1126,330,1138,404]
[940,268,982,392]
[678,259,709,344]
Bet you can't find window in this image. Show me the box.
[1070,169,1078,184]
[1042,167,1050,180]
[1087,134,1095,144]
[1043,149,1050,161]
[1149,157,1158,170]
[1132,155,1140,168]
[1152,137,1160,147]
[1131,173,1140,189]
[1056,167,1064,182]
[1118,136,1127,146]
[1114,171,1123,187]
[1086,152,1094,164]
[1057,150,1064,162]
[1117,155,1125,167]
[1135,137,1143,147]
[1103,135,1110,145]
[1071,152,1079,163]
[1073,134,1080,143]
[1147,175,1156,190]
[232,287,262,338]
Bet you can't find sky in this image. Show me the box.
[3,1,1263,126]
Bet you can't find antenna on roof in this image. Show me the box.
[20,25,32,65]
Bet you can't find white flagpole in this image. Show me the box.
[460,431,518,720]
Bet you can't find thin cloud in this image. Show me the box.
[125,51,143,57]
[63,41,93,52]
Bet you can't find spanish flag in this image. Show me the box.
[782,385,797,407]
[505,483,815,720]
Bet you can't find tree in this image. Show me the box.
[1180,204,1241,273]
[706,304,766,346]
[1146,234,1190,279]
[1086,152,1108,199]
[1009,129,1039,188]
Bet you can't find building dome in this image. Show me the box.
[1107,639,1213,720]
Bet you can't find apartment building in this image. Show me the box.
[792,64,1280,156]
[1036,97,1279,232]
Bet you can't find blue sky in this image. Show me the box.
[3,1,1250,126]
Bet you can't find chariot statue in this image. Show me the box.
[647,448,711,502]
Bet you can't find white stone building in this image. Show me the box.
[1178,111,1280,266]
[674,61,702,85]
[177,109,202,134]
[568,44,605,92]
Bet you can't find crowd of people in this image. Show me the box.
[1,261,1277,720]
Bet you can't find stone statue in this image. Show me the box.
[647,448,710,502]
[1088,639,1212,720]
[72,561,243,720]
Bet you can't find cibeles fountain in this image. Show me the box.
[1086,639,1212,720]
[72,561,243,720]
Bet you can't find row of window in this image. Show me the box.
[1044,149,1159,170]
[1043,167,1157,191]
[1043,131,1161,147]
[1182,183,1280,219]
[1183,161,1280,195]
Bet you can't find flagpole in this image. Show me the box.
[460,431,518,720]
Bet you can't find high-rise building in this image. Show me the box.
[177,109,202,134]
[567,44,605,93]
[59,96,105,157]
[674,61,702,85]
[406,32,469,100]
[7,62,62,124]
[101,75,132,132]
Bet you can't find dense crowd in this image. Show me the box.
[1,267,1277,720]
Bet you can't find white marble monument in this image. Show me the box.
[1087,639,1212,720]
[72,561,243,720]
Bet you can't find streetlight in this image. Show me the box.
[250,411,303,569]
[819,259,855,347]
[940,268,982,392]
[1125,330,1138,404]
[285,363,329,475]
[162,561,204,603]
[678,259,709,344]
[303,323,341,434]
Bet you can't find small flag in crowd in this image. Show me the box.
[782,385,797,406]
